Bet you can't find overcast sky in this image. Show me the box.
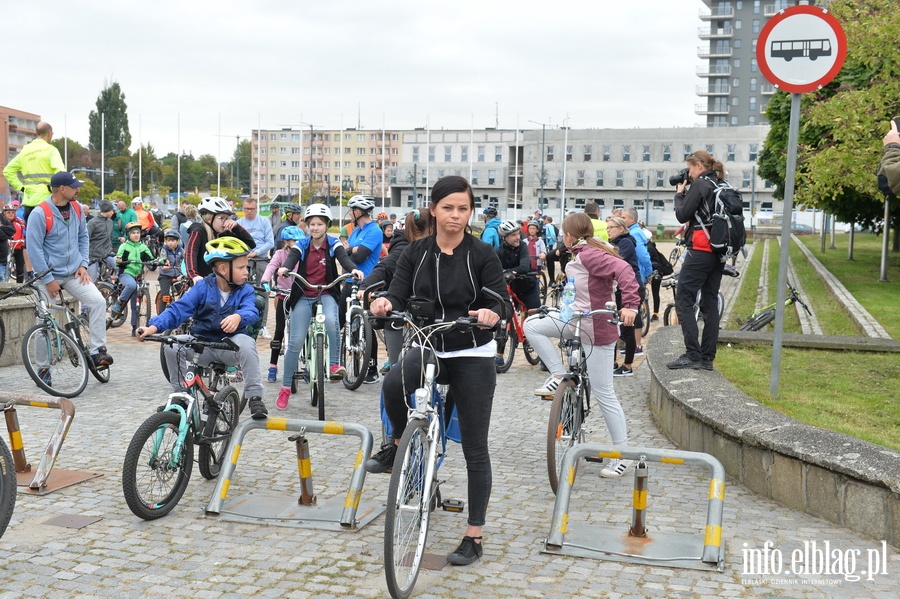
[6,0,704,160]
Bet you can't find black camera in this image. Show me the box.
[669,168,689,186]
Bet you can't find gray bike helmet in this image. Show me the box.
[498,220,519,237]
[347,195,376,212]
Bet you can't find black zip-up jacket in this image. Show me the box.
[496,240,531,275]
[674,169,717,251]
[383,233,509,353]
[361,227,408,292]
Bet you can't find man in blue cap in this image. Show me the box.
[26,172,113,369]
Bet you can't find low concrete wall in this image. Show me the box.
[0,285,35,367]
[648,325,899,548]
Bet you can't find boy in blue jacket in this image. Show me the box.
[138,236,268,419]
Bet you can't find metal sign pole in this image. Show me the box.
[770,92,802,397]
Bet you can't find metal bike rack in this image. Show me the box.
[205,417,384,531]
[542,444,726,572]
[2,393,102,494]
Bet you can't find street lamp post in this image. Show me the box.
[528,120,551,212]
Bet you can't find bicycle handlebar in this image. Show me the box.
[139,333,239,353]
[285,271,353,293]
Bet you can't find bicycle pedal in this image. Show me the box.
[441,499,464,513]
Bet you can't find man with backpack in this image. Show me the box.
[667,150,726,372]
[26,172,113,369]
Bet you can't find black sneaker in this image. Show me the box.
[666,354,702,370]
[447,535,483,566]
[700,360,715,371]
[248,396,268,419]
[38,367,52,386]
[363,369,381,384]
[92,351,114,367]
[365,443,397,473]
[612,365,633,377]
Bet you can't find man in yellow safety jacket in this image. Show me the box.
[3,121,65,223]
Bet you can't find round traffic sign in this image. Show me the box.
[756,5,846,94]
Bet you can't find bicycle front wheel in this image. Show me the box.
[640,297,650,337]
[384,419,433,599]
[122,411,193,520]
[198,386,239,480]
[22,325,89,398]
[668,246,681,266]
[740,307,776,331]
[314,335,326,421]
[135,288,152,329]
[663,304,679,326]
[342,308,372,391]
[70,315,110,384]
[0,437,15,539]
[547,379,585,495]
[494,325,516,374]
[522,337,541,366]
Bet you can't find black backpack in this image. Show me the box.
[696,176,746,259]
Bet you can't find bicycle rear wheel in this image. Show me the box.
[538,271,548,304]
[122,411,193,520]
[0,437,15,539]
[198,386,239,480]
[342,308,372,391]
[668,246,681,266]
[22,325,88,398]
[384,419,433,599]
[547,379,585,495]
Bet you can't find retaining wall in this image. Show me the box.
[648,325,899,548]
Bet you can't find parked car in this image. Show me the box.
[791,223,814,235]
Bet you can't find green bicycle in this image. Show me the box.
[285,271,353,421]
[737,283,811,331]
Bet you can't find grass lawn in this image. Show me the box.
[716,234,900,450]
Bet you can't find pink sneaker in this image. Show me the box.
[276,386,290,410]
[330,364,347,379]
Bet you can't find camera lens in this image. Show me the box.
[669,168,689,186]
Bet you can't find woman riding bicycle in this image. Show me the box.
[366,175,508,566]
[274,204,363,410]
[495,220,540,311]
[523,212,638,478]
[185,196,255,283]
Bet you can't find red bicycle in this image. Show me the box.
[495,272,542,373]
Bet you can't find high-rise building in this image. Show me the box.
[250,127,401,206]
[696,0,810,127]
[1,106,40,203]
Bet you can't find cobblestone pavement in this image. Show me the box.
[0,281,896,598]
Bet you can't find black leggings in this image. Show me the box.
[382,349,496,527]
[269,296,287,365]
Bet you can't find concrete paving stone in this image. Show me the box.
[0,324,896,598]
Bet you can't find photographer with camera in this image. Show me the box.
[667,150,726,372]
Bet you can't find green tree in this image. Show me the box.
[74,173,101,203]
[228,139,252,194]
[50,137,96,172]
[88,81,131,155]
[757,0,900,237]
[105,190,132,204]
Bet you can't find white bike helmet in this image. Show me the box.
[498,220,519,237]
[198,196,233,215]
[347,195,376,212]
[304,203,333,224]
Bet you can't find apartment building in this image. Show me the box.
[250,128,402,204]
[1,106,40,203]
[390,125,775,227]
[697,0,811,127]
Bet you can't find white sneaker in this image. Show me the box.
[260,326,272,339]
[534,376,562,396]
[600,459,632,478]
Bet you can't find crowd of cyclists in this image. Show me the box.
[2,171,679,568]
